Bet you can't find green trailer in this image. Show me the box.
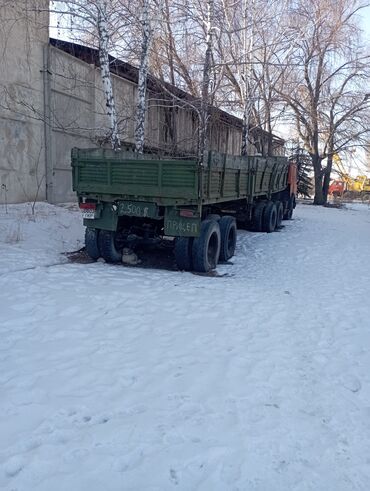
[72,146,297,272]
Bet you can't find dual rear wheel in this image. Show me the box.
[283,194,296,220]
[86,199,293,270]
[262,201,277,232]
[85,227,122,263]
[85,227,100,260]
[252,198,293,232]
[174,216,237,273]
[86,216,237,274]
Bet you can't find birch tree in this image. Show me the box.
[50,0,123,149]
[210,0,292,155]
[198,0,215,162]
[240,0,255,155]
[134,0,153,153]
[148,0,220,160]
[96,0,120,149]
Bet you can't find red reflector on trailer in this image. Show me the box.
[179,209,194,217]
[79,202,96,210]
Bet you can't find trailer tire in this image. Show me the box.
[85,227,100,260]
[174,237,194,271]
[283,195,295,220]
[252,202,265,231]
[219,216,237,262]
[192,220,221,272]
[98,230,122,263]
[285,208,293,220]
[262,201,277,232]
[275,201,284,229]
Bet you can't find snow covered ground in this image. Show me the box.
[0,203,84,274]
[1,202,370,491]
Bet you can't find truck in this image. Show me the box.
[328,153,370,201]
[329,175,370,200]
[72,146,297,273]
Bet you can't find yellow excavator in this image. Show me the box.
[329,154,370,201]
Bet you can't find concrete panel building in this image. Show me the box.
[0,1,285,205]
[0,0,49,203]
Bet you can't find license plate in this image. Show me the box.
[119,201,157,218]
[82,210,95,219]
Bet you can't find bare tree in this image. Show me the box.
[149,0,204,97]
[198,0,215,162]
[211,0,291,155]
[50,0,127,149]
[239,0,255,155]
[96,0,120,149]
[134,0,153,153]
[279,0,370,204]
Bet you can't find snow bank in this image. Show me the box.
[0,202,84,274]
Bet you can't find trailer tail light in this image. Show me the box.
[79,202,96,219]
[179,209,194,217]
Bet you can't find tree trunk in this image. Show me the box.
[135,0,152,154]
[266,107,273,156]
[241,0,254,156]
[164,0,177,154]
[198,0,214,163]
[312,154,324,204]
[241,94,252,156]
[97,2,120,150]
[322,154,333,205]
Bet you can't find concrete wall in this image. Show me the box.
[0,0,49,204]
[46,47,140,202]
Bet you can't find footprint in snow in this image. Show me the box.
[340,374,361,393]
[4,456,25,478]
[120,375,137,388]
[123,403,147,415]
[169,468,179,485]
[19,437,42,453]
[163,432,184,445]
[79,414,109,425]
[63,447,90,463]
[220,459,241,484]
[114,449,145,472]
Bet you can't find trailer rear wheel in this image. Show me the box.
[192,220,221,272]
[275,201,284,229]
[252,202,266,231]
[85,227,100,260]
[98,230,122,263]
[285,208,293,220]
[174,237,194,271]
[219,216,237,261]
[262,201,277,232]
[283,195,295,220]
